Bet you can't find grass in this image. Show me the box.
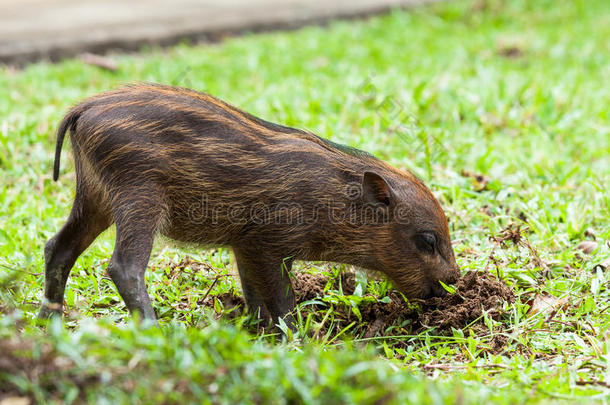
[1,0,609,402]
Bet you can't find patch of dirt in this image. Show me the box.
[346,271,514,339]
[167,258,514,348]
[292,272,327,302]
[417,271,514,330]
[198,269,514,341]
[292,271,356,302]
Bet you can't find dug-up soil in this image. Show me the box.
[214,269,515,338]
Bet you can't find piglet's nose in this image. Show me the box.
[447,266,460,284]
[430,282,448,298]
[435,286,448,297]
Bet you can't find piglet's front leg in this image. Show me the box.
[233,247,296,330]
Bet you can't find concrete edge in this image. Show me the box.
[1,1,443,67]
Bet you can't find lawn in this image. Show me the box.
[1,0,609,403]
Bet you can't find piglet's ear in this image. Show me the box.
[362,171,392,206]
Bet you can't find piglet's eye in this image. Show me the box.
[416,232,436,254]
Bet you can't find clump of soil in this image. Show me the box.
[292,271,356,302]
[292,272,327,301]
[418,271,514,330]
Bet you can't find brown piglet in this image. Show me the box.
[40,83,460,327]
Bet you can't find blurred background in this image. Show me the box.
[0,0,431,65]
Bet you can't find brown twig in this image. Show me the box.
[201,275,221,303]
[575,380,610,389]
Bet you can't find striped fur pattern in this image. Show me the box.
[40,83,459,326]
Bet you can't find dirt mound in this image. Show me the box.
[288,270,514,336]
[203,269,514,338]
[418,271,515,330]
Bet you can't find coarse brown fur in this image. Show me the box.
[40,83,459,327]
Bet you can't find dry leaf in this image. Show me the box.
[527,294,567,316]
[584,228,596,239]
[80,53,118,72]
[594,258,610,271]
[577,241,598,254]
[0,398,31,405]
